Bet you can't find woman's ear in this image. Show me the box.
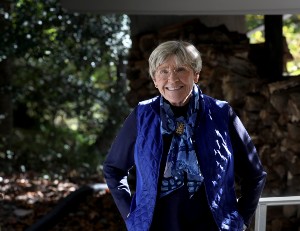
[152,77,158,88]
[194,72,200,83]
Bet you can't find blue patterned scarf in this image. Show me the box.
[160,84,204,198]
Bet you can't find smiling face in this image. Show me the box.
[152,55,199,106]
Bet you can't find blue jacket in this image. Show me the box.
[103,92,266,231]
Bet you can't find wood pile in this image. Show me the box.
[126,18,300,231]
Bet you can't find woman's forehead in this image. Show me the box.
[158,55,185,67]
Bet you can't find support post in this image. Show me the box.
[264,15,283,82]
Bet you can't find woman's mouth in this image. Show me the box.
[166,86,182,91]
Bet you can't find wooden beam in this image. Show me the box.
[61,0,300,15]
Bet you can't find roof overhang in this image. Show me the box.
[61,0,300,15]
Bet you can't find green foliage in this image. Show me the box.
[246,14,300,76]
[0,0,131,176]
[283,15,300,75]
[7,126,100,177]
[245,15,265,43]
[1,0,130,61]
[245,15,264,31]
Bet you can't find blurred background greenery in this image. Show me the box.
[0,0,131,179]
[246,14,300,75]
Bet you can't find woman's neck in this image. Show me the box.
[170,103,189,118]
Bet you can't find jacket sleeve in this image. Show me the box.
[103,108,137,220]
[228,106,267,227]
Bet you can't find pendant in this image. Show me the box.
[175,122,185,135]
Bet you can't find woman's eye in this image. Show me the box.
[160,69,169,74]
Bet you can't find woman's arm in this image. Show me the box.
[229,106,267,227]
[103,108,137,220]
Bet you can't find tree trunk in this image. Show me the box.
[0,59,13,149]
[0,0,13,150]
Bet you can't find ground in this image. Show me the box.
[0,173,126,231]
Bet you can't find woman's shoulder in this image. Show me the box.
[138,96,160,106]
[137,96,160,114]
[202,94,229,110]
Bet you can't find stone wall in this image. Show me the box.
[125,19,300,231]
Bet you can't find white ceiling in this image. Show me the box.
[61,0,300,14]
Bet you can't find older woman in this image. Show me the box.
[103,41,267,231]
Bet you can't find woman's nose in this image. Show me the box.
[167,71,179,82]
